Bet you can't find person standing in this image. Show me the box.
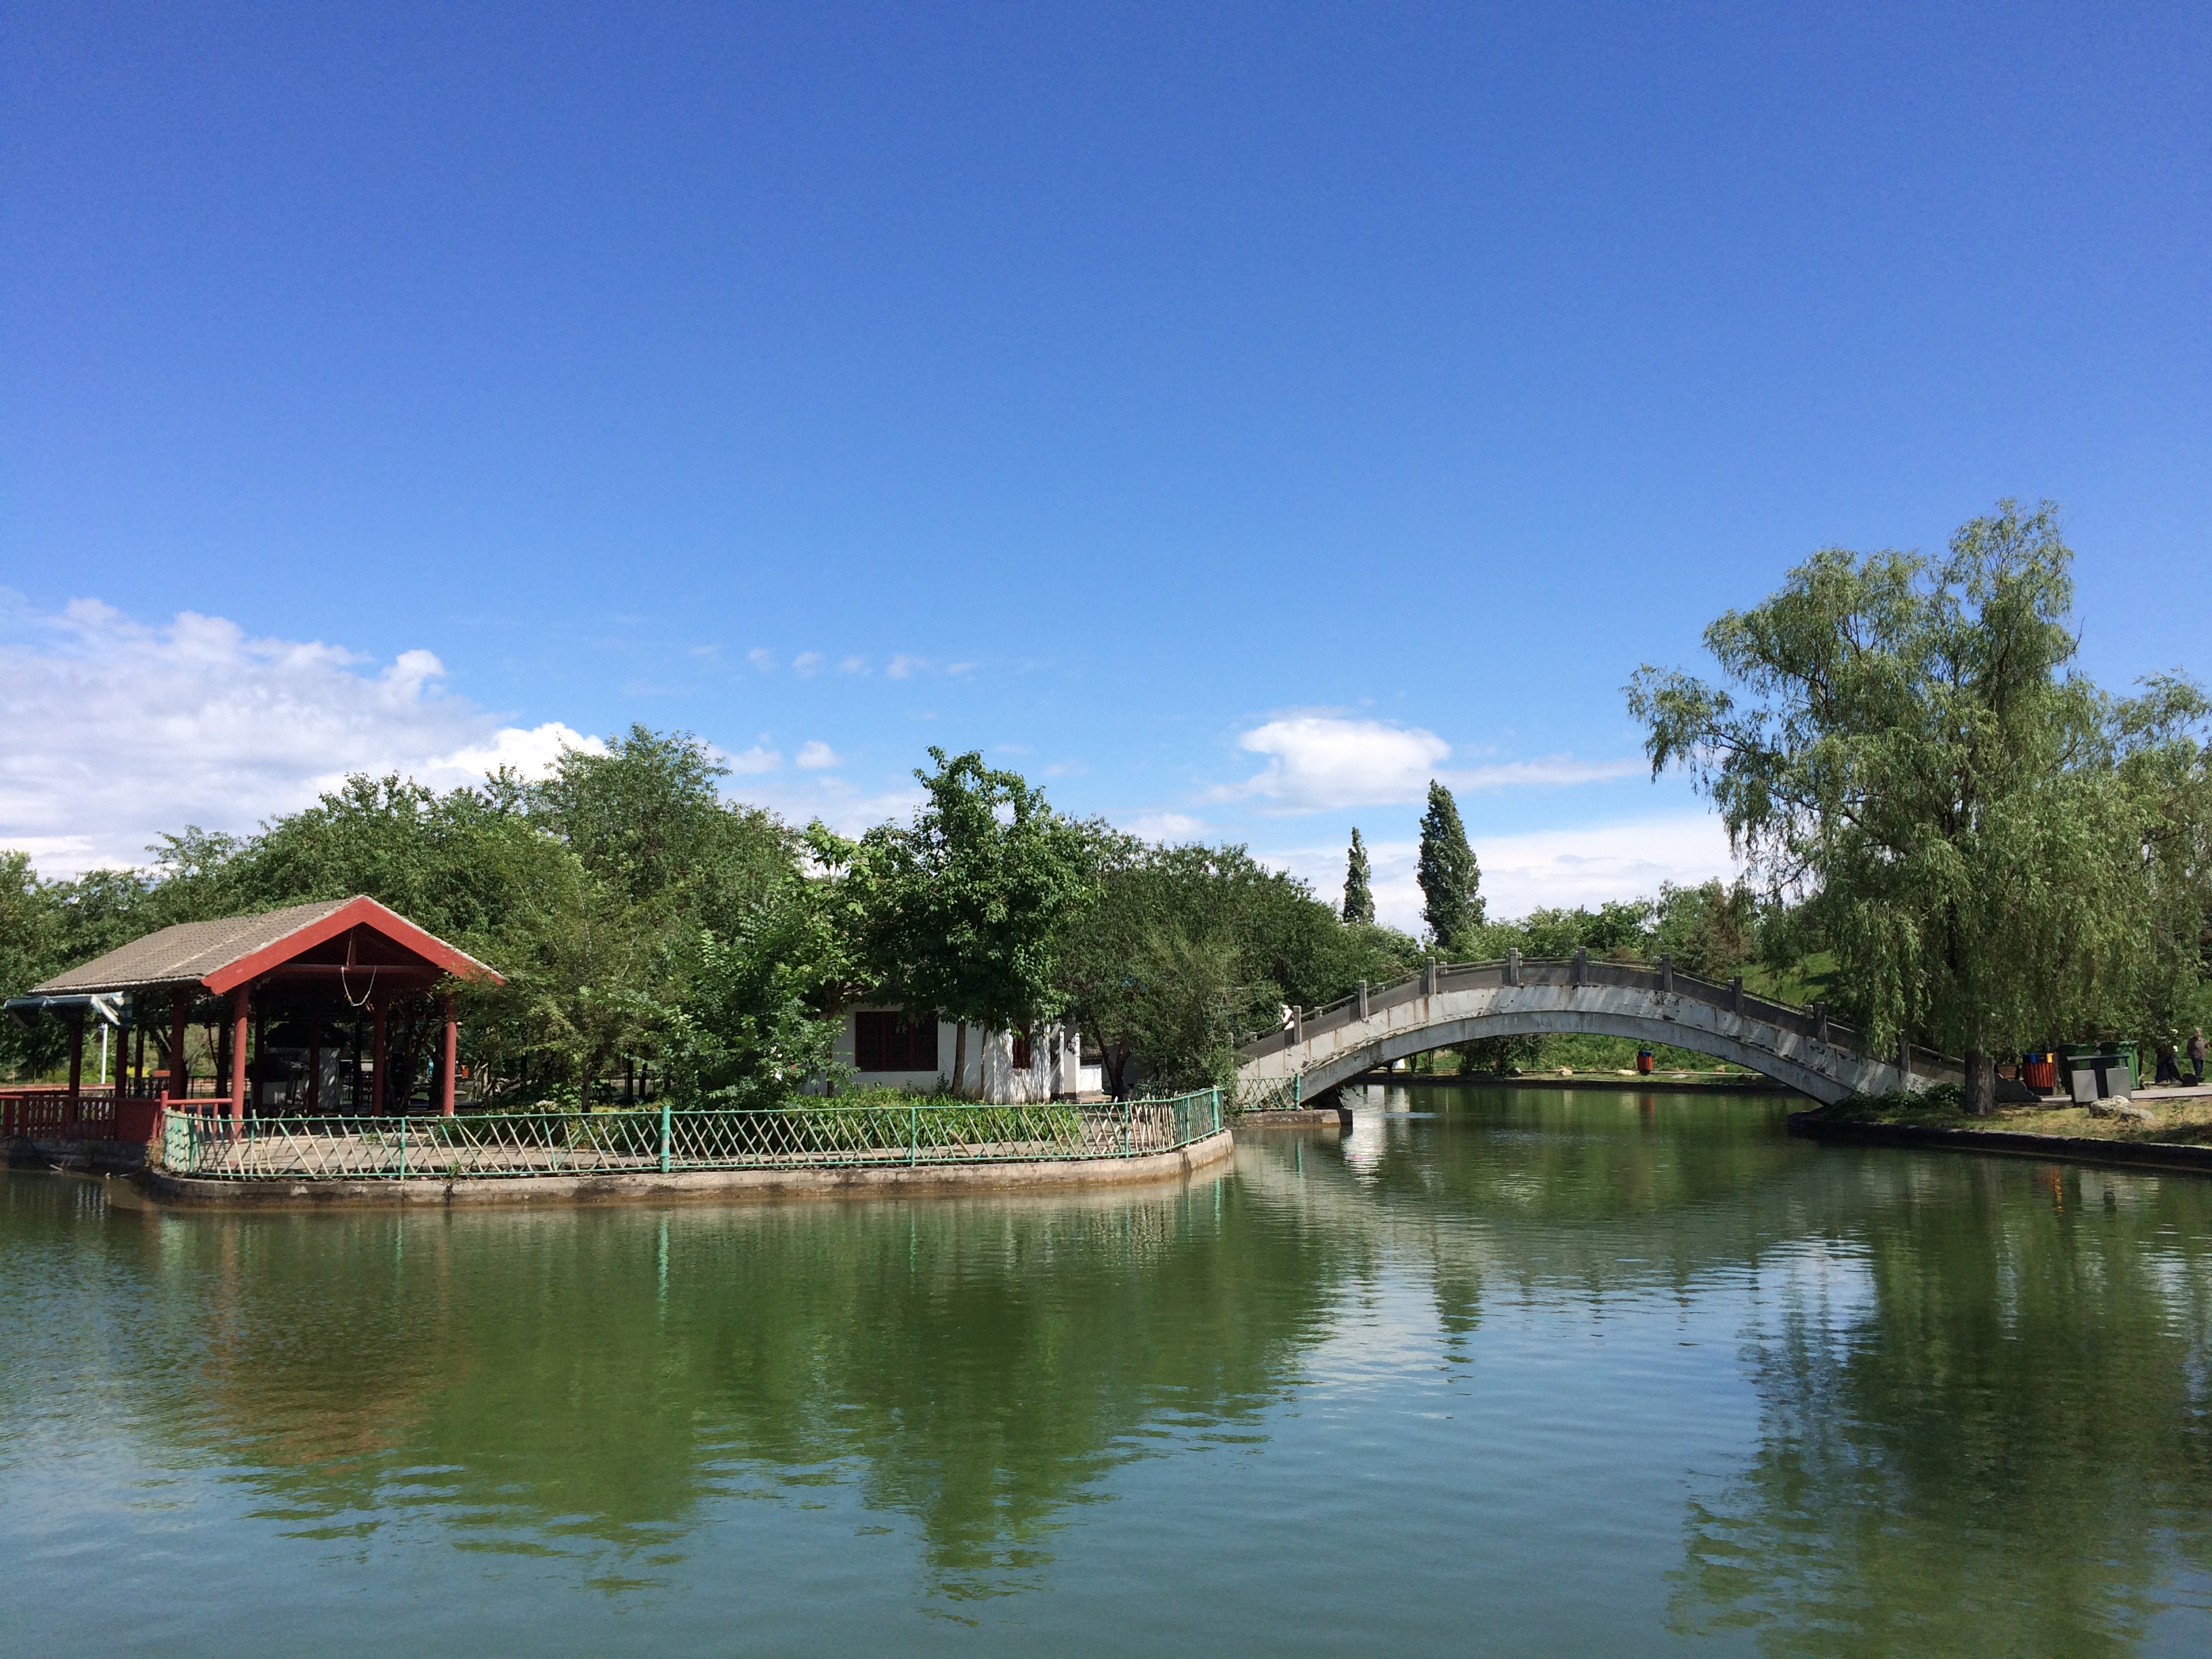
[2154,1038,2182,1086]
[2191,1027,2208,1086]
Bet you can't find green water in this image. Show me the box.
[5,1086,2211,1656]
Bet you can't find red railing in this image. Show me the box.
[1,1084,165,1145]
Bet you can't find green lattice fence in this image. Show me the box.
[161,1090,1224,1181]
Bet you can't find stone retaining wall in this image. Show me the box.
[1788,1111,2212,1176]
[136,1128,1237,1209]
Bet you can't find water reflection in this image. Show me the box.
[7,1090,2212,1653]
[1668,1158,2212,1656]
[1,1170,1348,1598]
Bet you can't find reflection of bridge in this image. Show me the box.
[1237,953,1963,1106]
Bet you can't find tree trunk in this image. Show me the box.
[1964,1046,1996,1115]
[952,1022,968,1099]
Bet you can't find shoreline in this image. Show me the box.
[1349,1070,1780,1094]
[1788,1108,2212,1177]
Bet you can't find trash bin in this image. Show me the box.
[2068,1052,2135,1105]
[1635,1049,1655,1075]
[2023,1053,2056,1092]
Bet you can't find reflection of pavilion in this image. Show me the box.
[4,896,501,1145]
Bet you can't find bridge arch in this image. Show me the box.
[1236,956,1959,1108]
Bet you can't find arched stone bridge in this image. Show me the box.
[1236,953,1962,1107]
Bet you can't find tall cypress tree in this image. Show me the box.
[1416,781,1483,946]
[1342,827,1375,924]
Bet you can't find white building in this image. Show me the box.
[831,1007,1100,1101]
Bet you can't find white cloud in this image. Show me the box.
[415,722,606,791]
[723,773,924,838]
[1221,716,1452,811]
[1120,811,1208,843]
[747,647,775,672]
[886,654,924,679]
[1469,816,1736,916]
[795,740,840,771]
[1218,714,1642,813]
[839,655,867,674]
[793,651,824,676]
[719,744,782,775]
[1258,815,1738,931]
[0,594,594,876]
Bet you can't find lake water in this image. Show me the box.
[5,1085,2212,1656]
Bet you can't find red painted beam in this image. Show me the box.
[201,896,503,996]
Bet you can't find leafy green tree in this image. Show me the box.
[653,880,846,1107]
[1629,501,2212,1111]
[1342,828,1376,924]
[1455,1033,1547,1076]
[532,725,792,935]
[848,750,1090,1096]
[1058,832,1420,1094]
[1651,879,1757,981]
[1416,781,1481,947]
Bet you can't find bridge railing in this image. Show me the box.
[1237,958,1957,1079]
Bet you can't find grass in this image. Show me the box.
[1406,1033,1755,1078]
[1820,1085,2212,1147]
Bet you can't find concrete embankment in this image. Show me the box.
[1789,1109,2212,1177]
[136,1128,1237,1210]
[1235,1105,1353,1128]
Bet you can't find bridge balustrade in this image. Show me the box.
[1244,958,1897,1065]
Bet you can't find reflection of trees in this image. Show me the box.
[1254,1088,2212,1652]
[24,1178,1347,1597]
[1242,1086,1822,1331]
[16,1092,2212,1638]
[1670,1160,2212,1656]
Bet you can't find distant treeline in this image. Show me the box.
[0,733,1424,1101]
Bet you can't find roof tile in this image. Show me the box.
[33,899,360,994]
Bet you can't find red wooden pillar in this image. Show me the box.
[168,991,189,1101]
[306,1002,322,1113]
[66,1016,84,1120]
[371,996,388,1116]
[251,996,267,1118]
[228,987,249,1130]
[438,994,457,1118]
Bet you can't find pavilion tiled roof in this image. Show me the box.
[29,897,495,995]
[33,900,355,994]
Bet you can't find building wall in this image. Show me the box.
[832,1007,1090,1101]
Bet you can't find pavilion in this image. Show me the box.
[3,896,502,1145]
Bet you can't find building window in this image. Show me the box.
[1010,1031,1033,1070]
[855,1011,938,1073]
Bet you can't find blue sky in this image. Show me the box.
[5,2,2207,928]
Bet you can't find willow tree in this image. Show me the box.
[1342,828,1376,924]
[1629,501,2211,1113]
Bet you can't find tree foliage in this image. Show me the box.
[4,730,1452,1108]
[1342,828,1376,924]
[1057,834,1419,1094]
[1417,781,1481,945]
[845,750,1090,1091]
[1629,501,2212,1109]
